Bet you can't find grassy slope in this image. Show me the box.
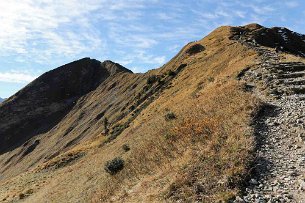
[0,26,260,202]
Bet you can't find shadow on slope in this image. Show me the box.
[0,58,131,155]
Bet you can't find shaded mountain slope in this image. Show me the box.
[0,58,133,178]
[0,24,304,202]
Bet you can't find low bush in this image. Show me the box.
[165,112,177,121]
[147,75,158,84]
[177,64,187,71]
[122,144,130,152]
[105,123,130,143]
[104,157,125,175]
[185,44,205,55]
[167,70,176,77]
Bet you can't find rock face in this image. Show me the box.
[0,58,131,154]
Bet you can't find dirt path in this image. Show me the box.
[237,41,305,202]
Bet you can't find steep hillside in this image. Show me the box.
[0,58,134,179]
[0,58,130,154]
[0,24,304,203]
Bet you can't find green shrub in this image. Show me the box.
[207,76,214,82]
[143,85,151,91]
[185,44,205,55]
[147,75,158,84]
[122,144,130,152]
[129,105,135,111]
[167,70,176,76]
[165,112,177,121]
[19,193,25,200]
[103,117,109,135]
[176,64,187,72]
[106,123,130,143]
[104,157,125,175]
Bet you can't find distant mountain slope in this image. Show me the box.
[0,98,4,103]
[0,57,135,177]
[0,58,131,152]
[0,24,304,202]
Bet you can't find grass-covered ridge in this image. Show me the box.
[0,25,264,202]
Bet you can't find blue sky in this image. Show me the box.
[0,0,305,98]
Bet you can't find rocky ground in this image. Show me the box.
[235,40,305,202]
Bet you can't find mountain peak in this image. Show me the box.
[23,58,130,101]
[102,60,133,74]
[242,23,263,30]
[0,57,131,154]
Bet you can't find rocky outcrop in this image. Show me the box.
[230,23,305,57]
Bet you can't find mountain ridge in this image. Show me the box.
[0,57,133,155]
[0,23,304,202]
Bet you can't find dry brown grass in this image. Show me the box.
[93,80,259,202]
[164,82,259,202]
[0,25,264,203]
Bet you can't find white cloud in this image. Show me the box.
[0,0,106,63]
[0,71,37,83]
[240,3,274,16]
[0,0,166,67]
[1,0,304,78]
[121,52,166,66]
[285,1,299,8]
[156,13,177,20]
[168,44,181,53]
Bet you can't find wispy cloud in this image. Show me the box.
[1,0,305,86]
[0,0,105,63]
[285,1,299,8]
[0,71,37,83]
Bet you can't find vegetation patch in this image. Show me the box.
[165,112,177,121]
[122,144,130,152]
[36,151,85,171]
[186,44,205,55]
[191,81,205,98]
[105,123,130,143]
[107,82,117,91]
[176,64,187,72]
[147,75,159,84]
[95,111,106,121]
[104,157,125,175]
[164,83,259,202]
[98,82,258,202]
[167,70,176,77]
[103,67,185,145]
